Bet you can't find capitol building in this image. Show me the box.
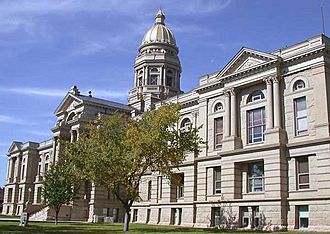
[2,10,330,231]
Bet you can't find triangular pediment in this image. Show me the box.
[54,93,83,116]
[217,48,278,78]
[8,141,23,154]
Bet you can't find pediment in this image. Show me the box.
[54,93,83,116]
[8,141,23,154]
[217,47,278,78]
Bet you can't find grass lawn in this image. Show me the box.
[0,221,323,234]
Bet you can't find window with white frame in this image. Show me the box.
[132,209,138,222]
[36,187,42,203]
[247,90,265,103]
[180,118,192,134]
[241,207,249,227]
[147,180,152,200]
[297,205,309,228]
[177,173,184,199]
[214,167,221,194]
[293,80,305,91]
[45,155,50,173]
[214,117,223,149]
[214,102,223,112]
[247,107,266,143]
[181,118,191,128]
[297,156,309,189]
[148,67,159,85]
[248,162,264,192]
[212,207,222,227]
[294,97,308,136]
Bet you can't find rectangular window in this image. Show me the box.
[21,165,25,180]
[45,163,49,173]
[248,108,266,143]
[252,206,260,228]
[297,156,309,189]
[148,75,158,85]
[7,188,13,203]
[214,167,221,194]
[171,208,182,225]
[298,205,309,228]
[19,187,23,201]
[177,174,184,199]
[157,208,161,224]
[295,97,308,136]
[158,176,162,200]
[248,162,264,192]
[146,209,151,223]
[212,207,222,227]
[132,209,138,222]
[241,207,249,227]
[214,117,223,149]
[147,181,152,200]
[37,187,42,203]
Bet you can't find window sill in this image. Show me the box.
[246,141,264,146]
[207,194,222,198]
[242,191,265,195]
[294,133,309,138]
[289,188,317,193]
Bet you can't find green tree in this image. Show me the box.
[42,156,80,225]
[66,103,203,231]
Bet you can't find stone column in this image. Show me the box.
[224,91,231,138]
[7,159,12,182]
[145,66,149,86]
[160,65,164,86]
[273,76,281,128]
[264,77,274,130]
[10,158,15,181]
[230,89,237,137]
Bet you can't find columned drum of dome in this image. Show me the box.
[128,10,182,112]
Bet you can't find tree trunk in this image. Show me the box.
[55,206,61,225]
[123,208,131,232]
[55,211,58,225]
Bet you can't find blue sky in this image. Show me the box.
[0,0,329,187]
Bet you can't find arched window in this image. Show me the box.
[214,102,223,112]
[180,118,192,129]
[45,155,50,173]
[150,67,159,73]
[67,112,75,122]
[293,80,305,91]
[247,90,265,104]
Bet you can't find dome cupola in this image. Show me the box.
[140,9,177,50]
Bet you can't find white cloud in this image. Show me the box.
[0,87,65,97]
[0,114,28,125]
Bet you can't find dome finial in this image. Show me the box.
[155,9,165,25]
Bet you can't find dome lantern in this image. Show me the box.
[155,9,165,25]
